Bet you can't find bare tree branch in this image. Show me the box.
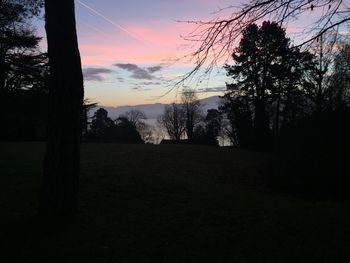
[178,0,350,83]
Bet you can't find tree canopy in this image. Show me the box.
[157,103,186,142]
[87,108,144,144]
[0,0,44,92]
[0,0,48,141]
[181,89,203,142]
[221,21,315,149]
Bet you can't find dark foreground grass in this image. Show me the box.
[1,142,350,262]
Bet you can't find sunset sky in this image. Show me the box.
[33,0,236,106]
[34,0,339,107]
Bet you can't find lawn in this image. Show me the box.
[1,142,350,262]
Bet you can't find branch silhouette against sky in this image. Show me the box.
[31,0,349,106]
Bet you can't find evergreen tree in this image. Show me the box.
[88,108,114,141]
[0,0,43,91]
[223,21,312,150]
[0,0,49,140]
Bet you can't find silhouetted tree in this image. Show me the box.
[0,0,46,92]
[329,43,350,111]
[87,108,114,141]
[108,117,144,144]
[157,103,186,142]
[181,89,203,142]
[121,109,146,128]
[121,109,153,143]
[276,47,314,131]
[0,0,43,91]
[193,109,222,145]
[271,40,350,200]
[205,109,222,139]
[301,34,337,114]
[223,21,311,150]
[86,108,144,143]
[81,99,97,139]
[0,1,50,141]
[0,53,49,141]
[39,0,84,215]
[220,94,253,147]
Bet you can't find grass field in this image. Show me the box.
[1,142,350,262]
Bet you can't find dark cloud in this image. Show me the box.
[114,63,139,71]
[116,77,125,83]
[197,86,226,93]
[83,68,113,82]
[139,81,162,86]
[147,65,163,73]
[114,63,164,80]
[114,63,154,80]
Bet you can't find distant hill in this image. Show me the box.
[93,96,221,119]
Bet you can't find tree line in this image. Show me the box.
[3,3,348,151]
[86,96,223,146]
[157,89,222,145]
[86,108,144,144]
[218,21,350,198]
[220,21,350,151]
[2,0,350,214]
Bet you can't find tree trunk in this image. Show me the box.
[39,0,84,215]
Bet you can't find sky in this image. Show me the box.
[34,0,348,107]
[35,0,234,106]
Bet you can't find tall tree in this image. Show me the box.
[87,108,114,141]
[39,0,84,215]
[181,89,203,142]
[223,21,312,149]
[224,22,284,149]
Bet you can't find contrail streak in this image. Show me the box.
[76,0,145,43]
[79,19,109,36]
